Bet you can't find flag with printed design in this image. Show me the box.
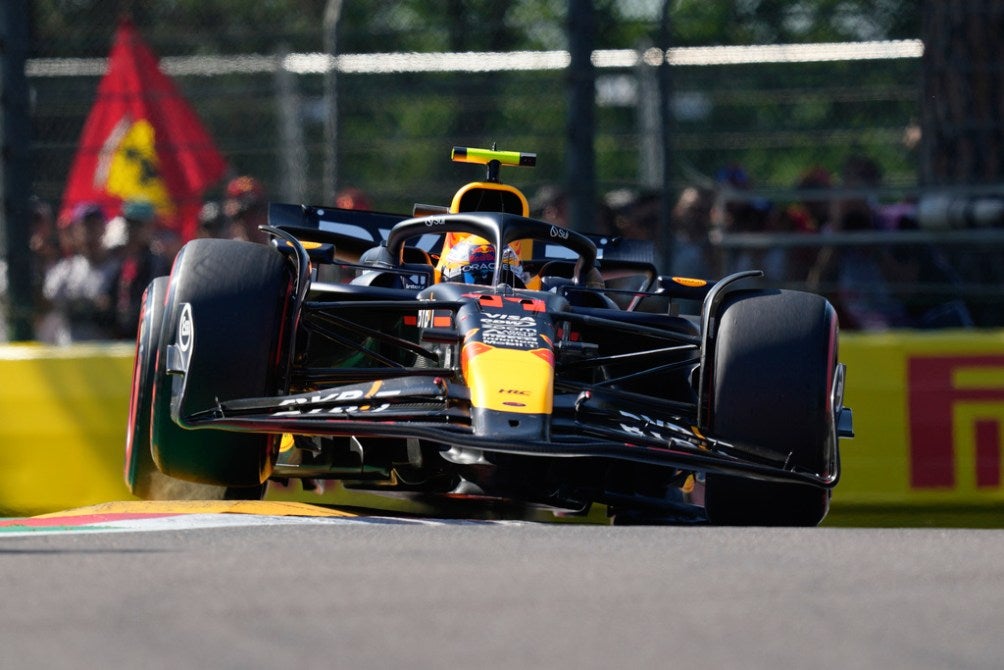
[61,18,227,240]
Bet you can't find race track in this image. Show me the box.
[1,504,1003,669]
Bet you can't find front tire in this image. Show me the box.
[126,277,268,500]
[150,239,290,493]
[703,289,838,526]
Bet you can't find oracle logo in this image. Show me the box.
[908,355,1004,489]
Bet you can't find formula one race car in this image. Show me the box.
[125,146,852,525]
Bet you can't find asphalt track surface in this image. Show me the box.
[2,504,1003,670]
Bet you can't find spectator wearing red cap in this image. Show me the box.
[335,186,372,211]
[223,175,268,243]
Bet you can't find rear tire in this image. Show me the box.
[150,239,289,493]
[703,289,837,526]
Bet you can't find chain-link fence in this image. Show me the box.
[18,2,1004,332]
[29,30,923,210]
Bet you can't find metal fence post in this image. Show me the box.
[276,45,306,204]
[0,0,34,341]
[657,0,675,275]
[323,0,343,205]
[566,0,596,234]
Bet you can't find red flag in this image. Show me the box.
[61,18,227,240]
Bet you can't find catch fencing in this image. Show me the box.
[28,29,924,211]
[23,9,1004,327]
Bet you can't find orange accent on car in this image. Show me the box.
[511,297,546,312]
[461,341,494,377]
[463,346,554,414]
[477,294,504,309]
[532,348,555,366]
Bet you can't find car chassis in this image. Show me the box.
[128,147,852,525]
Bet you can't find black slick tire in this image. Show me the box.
[703,289,838,526]
[149,238,289,494]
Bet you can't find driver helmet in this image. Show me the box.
[440,237,526,286]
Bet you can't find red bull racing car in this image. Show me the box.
[126,146,852,525]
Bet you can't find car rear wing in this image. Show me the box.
[268,201,730,306]
[268,202,410,257]
[269,201,660,266]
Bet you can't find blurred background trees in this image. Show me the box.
[27,0,935,214]
[9,0,1004,337]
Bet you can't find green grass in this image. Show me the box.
[825,504,1004,529]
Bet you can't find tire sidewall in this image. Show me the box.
[124,276,168,495]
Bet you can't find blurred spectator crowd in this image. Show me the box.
[8,153,991,345]
[25,175,272,345]
[531,152,981,331]
[17,175,378,345]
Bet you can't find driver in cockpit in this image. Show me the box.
[437,236,529,287]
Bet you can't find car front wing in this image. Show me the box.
[180,374,840,489]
